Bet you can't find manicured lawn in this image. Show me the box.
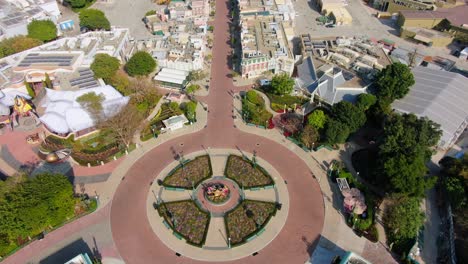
[225,155,273,188]
[258,88,308,112]
[242,93,272,126]
[163,155,212,189]
[225,200,276,245]
[158,200,210,246]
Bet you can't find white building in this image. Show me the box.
[0,0,61,40]
[162,114,188,131]
[40,85,129,138]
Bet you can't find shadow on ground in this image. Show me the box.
[39,237,100,264]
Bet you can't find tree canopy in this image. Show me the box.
[439,155,468,209]
[307,110,327,129]
[184,101,197,122]
[0,36,42,58]
[76,92,105,121]
[0,173,75,255]
[27,20,57,42]
[91,54,120,80]
[375,63,415,102]
[332,101,366,133]
[384,197,425,247]
[300,125,319,149]
[67,0,87,8]
[356,93,377,111]
[79,9,111,31]
[376,113,441,196]
[125,51,157,76]
[270,73,294,95]
[325,119,350,144]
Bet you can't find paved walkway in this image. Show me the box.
[108,1,324,263]
[145,150,288,261]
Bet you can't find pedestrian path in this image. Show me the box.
[232,93,369,257]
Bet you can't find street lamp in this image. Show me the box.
[228,237,231,248]
[151,125,157,139]
[283,104,286,113]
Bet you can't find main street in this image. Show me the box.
[3,1,324,263]
[109,0,324,263]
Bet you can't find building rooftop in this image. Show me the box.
[392,66,468,148]
[400,5,468,27]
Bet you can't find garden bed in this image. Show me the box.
[162,155,212,189]
[157,200,210,247]
[140,102,184,141]
[242,93,272,126]
[224,155,274,188]
[224,200,277,245]
[258,88,308,112]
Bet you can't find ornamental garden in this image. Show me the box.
[154,153,281,248]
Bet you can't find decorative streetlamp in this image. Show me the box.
[252,150,257,169]
[228,237,231,248]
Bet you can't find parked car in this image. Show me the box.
[325,24,336,28]
[259,79,271,86]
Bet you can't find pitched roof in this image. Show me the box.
[392,66,468,148]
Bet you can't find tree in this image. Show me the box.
[439,155,468,209]
[300,125,319,149]
[375,63,415,102]
[66,0,86,8]
[79,9,111,31]
[356,94,377,111]
[444,176,466,209]
[125,51,156,76]
[325,120,350,144]
[187,70,207,81]
[270,73,294,95]
[0,173,75,256]
[108,71,130,95]
[376,113,442,196]
[307,110,327,129]
[184,101,197,122]
[27,20,57,42]
[384,198,424,244]
[332,101,366,133]
[185,84,200,95]
[99,103,143,147]
[91,54,120,80]
[0,36,42,58]
[76,92,105,121]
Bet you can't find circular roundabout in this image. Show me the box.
[146,151,289,261]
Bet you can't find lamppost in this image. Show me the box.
[228,237,231,248]
[283,104,286,113]
[357,171,360,178]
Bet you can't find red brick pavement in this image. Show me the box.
[109,1,325,263]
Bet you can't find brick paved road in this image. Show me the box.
[109,0,324,263]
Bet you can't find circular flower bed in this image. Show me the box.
[204,182,230,204]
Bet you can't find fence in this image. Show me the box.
[447,205,457,264]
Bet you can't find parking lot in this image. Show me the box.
[293,0,468,69]
[92,0,156,39]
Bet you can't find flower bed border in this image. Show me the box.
[162,155,213,189]
[156,199,211,247]
[224,155,274,189]
[223,199,277,247]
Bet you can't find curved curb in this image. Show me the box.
[145,149,289,262]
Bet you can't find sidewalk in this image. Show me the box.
[232,94,368,256]
[97,103,208,207]
[145,149,289,262]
